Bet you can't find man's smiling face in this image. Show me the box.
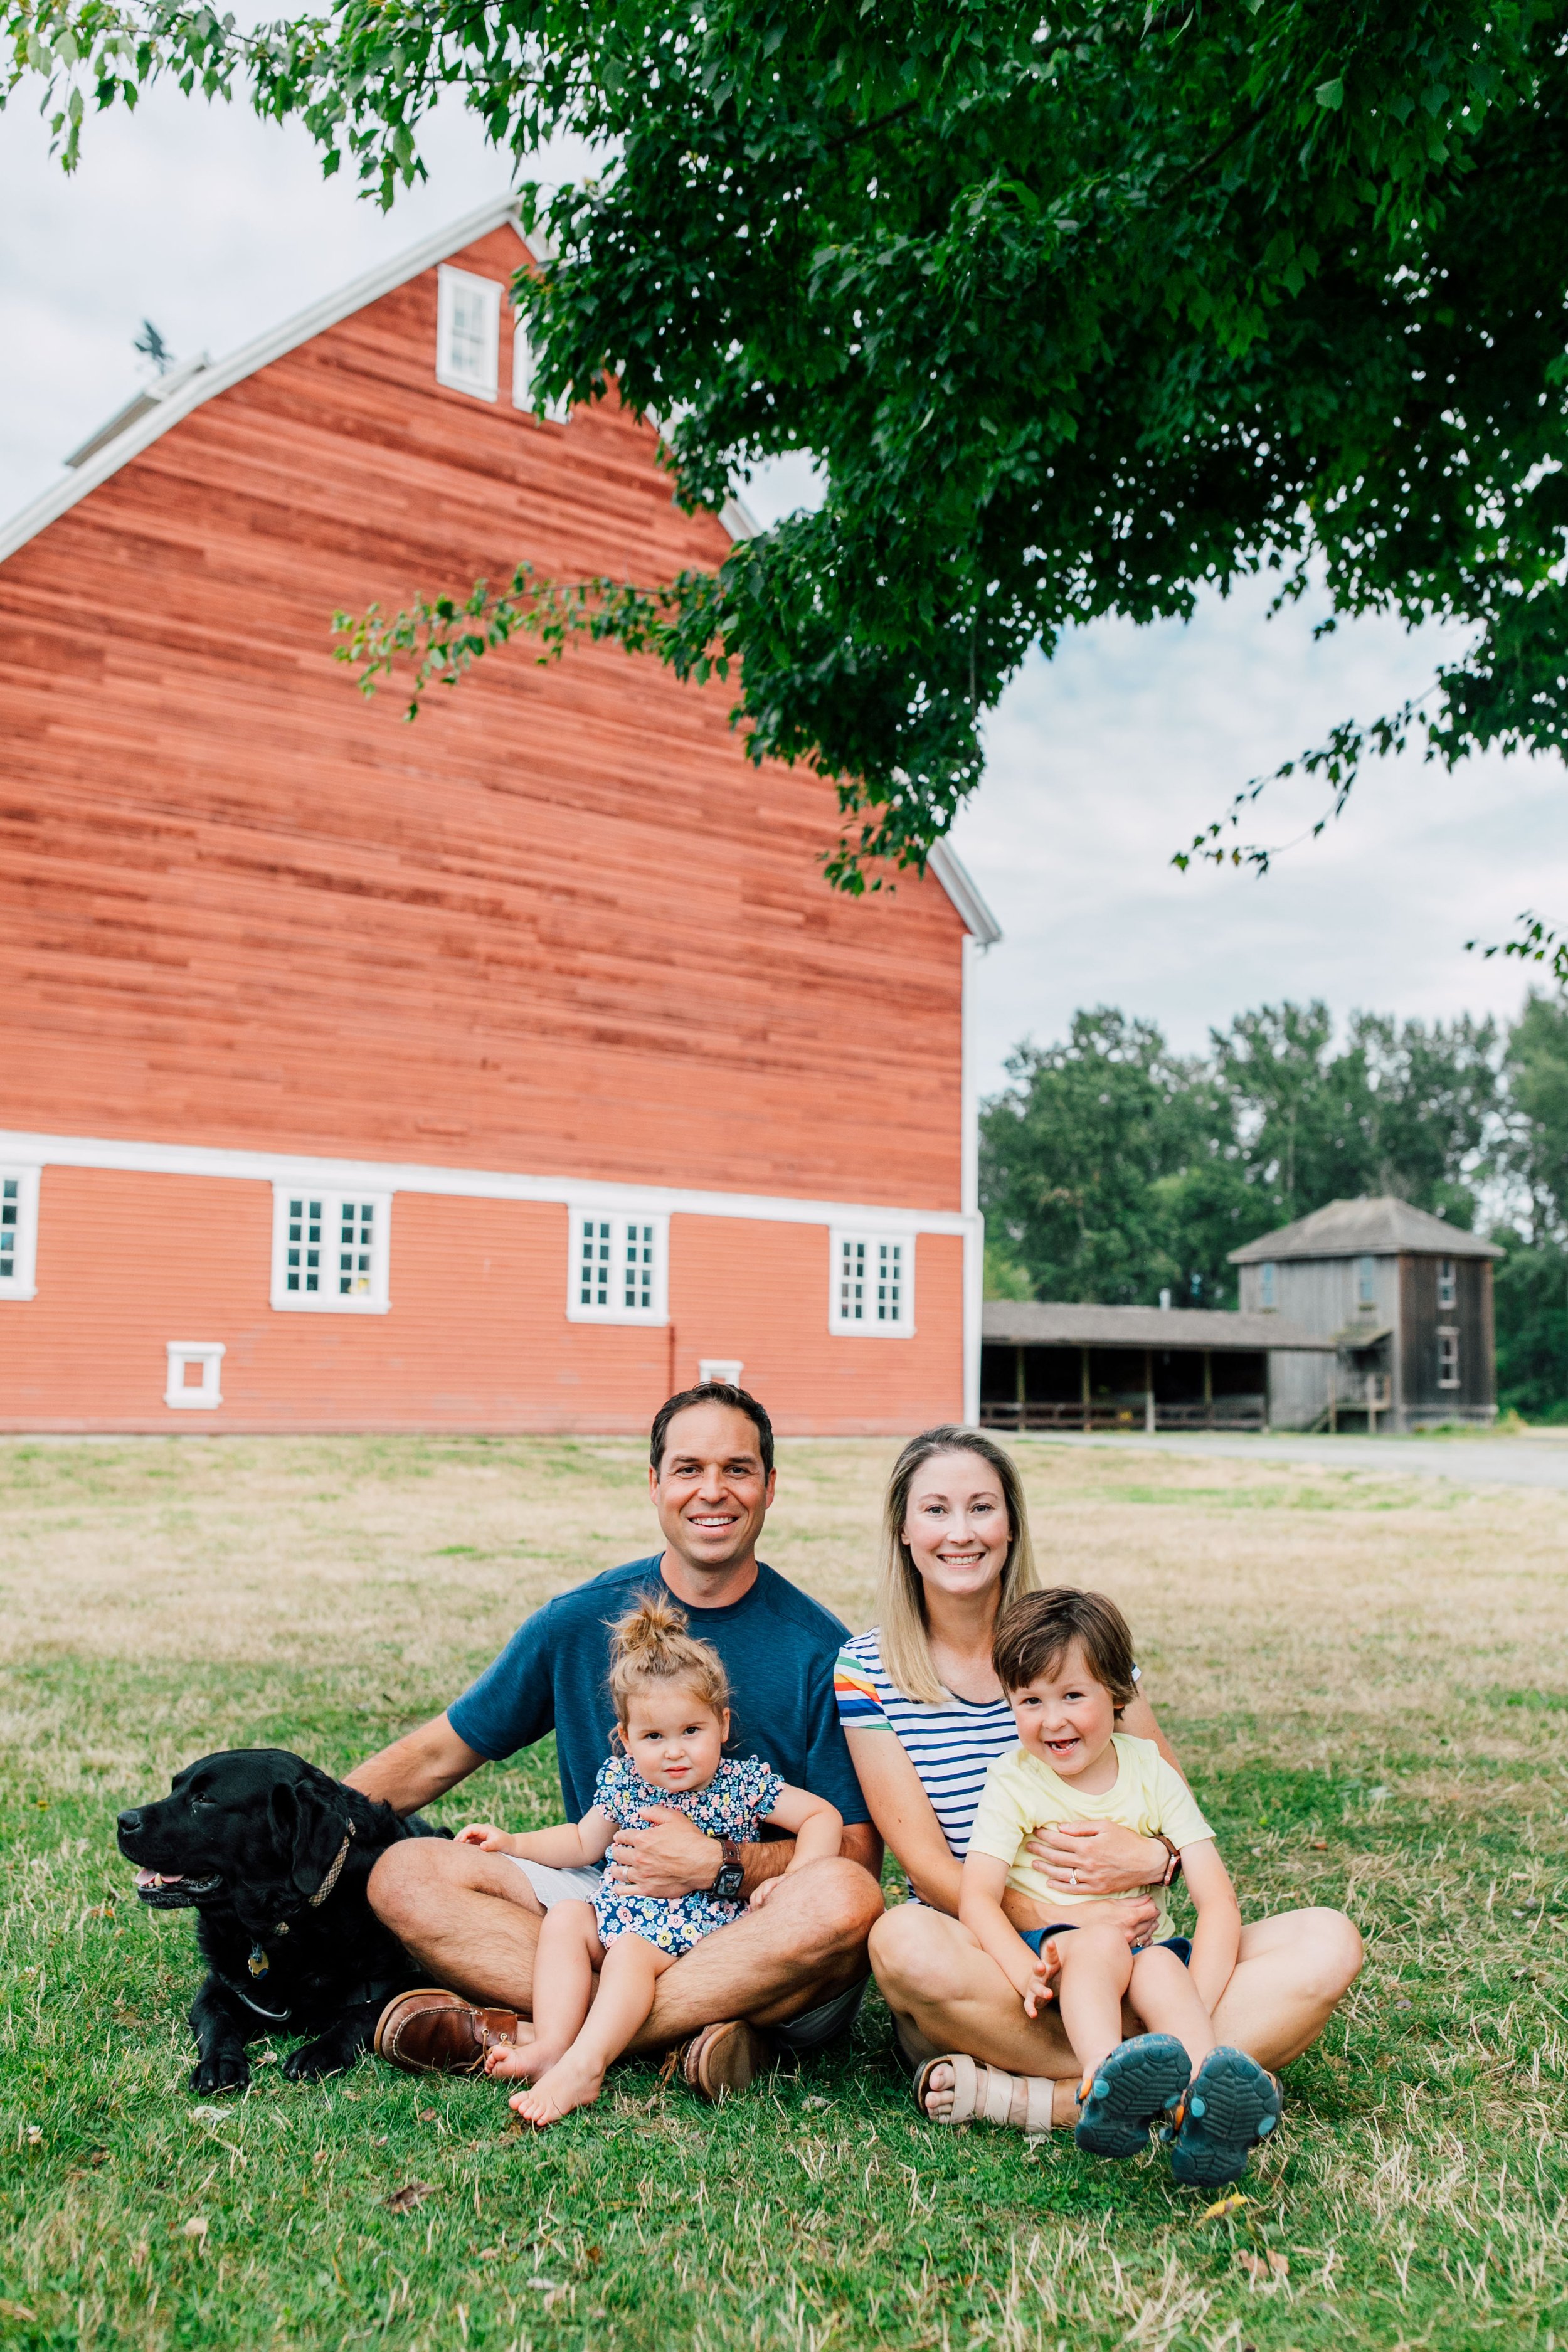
[651,1401,775,1579]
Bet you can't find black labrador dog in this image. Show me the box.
[117,1748,449,2092]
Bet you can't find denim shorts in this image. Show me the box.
[1020,1922,1193,1967]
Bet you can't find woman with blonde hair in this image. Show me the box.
[841,1427,1362,2136]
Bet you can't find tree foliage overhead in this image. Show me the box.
[7,0,1568,887]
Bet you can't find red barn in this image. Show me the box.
[0,198,996,1435]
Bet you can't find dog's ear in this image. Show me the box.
[268,1771,350,1900]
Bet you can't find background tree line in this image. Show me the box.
[981,997,1568,1419]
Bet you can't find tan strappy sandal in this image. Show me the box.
[913,2052,1056,2132]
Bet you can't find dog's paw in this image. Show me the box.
[190,2050,250,2094]
[282,2036,355,2083]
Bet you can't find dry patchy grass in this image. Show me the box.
[2,1434,1567,2350]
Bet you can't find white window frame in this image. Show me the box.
[1357,1253,1377,1308]
[829,1227,915,1337]
[1437,1326,1460,1389]
[0,1165,40,1300]
[270,1186,391,1314]
[566,1209,669,1325]
[512,318,571,423]
[436,266,502,401]
[166,1342,225,1411]
[1258,1260,1278,1311]
[1438,1256,1457,1309]
[699,1358,744,1388]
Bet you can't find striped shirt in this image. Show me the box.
[834,1627,1142,1867]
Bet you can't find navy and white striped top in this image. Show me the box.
[835,1626,1142,1865]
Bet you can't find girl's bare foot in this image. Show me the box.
[511,2048,608,2127]
[484,2038,550,2083]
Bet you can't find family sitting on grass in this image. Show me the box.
[354,1384,1362,2182]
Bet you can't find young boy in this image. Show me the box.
[960,1586,1281,2185]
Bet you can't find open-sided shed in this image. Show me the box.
[979,1300,1333,1433]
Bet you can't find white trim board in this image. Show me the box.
[0,195,534,569]
[0,1129,975,1241]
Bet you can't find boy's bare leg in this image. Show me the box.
[1126,1946,1217,2072]
[516,1937,677,2128]
[1052,1929,1136,2084]
[485,1902,599,2083]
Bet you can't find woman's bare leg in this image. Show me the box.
[1209,1909,1364,2069]
[869,1902,1362,2127]
[485,1901,599,2084]
[868,1904,1083,2129]
[516,1934,675,2127]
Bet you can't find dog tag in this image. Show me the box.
[248,1943,270,1979]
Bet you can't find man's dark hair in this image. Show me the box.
[992,1587,1138,1712]
[650,1383,775,1480]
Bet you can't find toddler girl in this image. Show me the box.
[960,1586,1281,2186]
[457,1591,842,2126]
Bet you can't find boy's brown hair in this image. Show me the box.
[992,1586,1138,1713]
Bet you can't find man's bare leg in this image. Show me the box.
[370,1840,547,2016]
[371,1845,882,2050]
[869,1902,1363,2131]
[633,1859,883,2049]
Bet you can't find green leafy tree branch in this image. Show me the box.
[6,0,1567,895]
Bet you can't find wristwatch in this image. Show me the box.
[709,1838,744,1902]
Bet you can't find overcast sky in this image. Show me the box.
[4,81,1562,1097]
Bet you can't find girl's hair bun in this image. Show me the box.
[608,1591,730,1720]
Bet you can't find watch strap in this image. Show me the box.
[1153,1833,1182,1887]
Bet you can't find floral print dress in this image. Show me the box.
[590,1752,784,1956]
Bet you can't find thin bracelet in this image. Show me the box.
[1153,1834,1182,1887]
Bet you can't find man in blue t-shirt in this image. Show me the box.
[355,1384,884,2099]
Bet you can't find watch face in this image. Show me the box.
[714,1862,744,1901]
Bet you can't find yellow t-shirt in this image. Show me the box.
[967,1733,1214,1941]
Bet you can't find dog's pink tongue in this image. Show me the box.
[134,1867,183,1889]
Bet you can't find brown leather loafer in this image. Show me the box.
[374,1988,524,2075]
[679,2020,772,2104]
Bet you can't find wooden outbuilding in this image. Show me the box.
[978,1300,1333,1433]
[1229,1197,1503,1431]
[0,198,999,1434]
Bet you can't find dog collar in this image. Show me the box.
[307,1823,355,1910]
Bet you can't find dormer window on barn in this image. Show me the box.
[568,1210,668,1325]
[270,1187,391,1312]
[1258,1260,1278,1311]
[830,1229,913,1335]
[436,267,502,401]
[1438,1256,1457,1308]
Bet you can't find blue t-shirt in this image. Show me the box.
[447,1555,870,1827]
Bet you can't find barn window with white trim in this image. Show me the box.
[0,1167,40,1298]
[568,1211,667,1324]
[1438,1327,1459,1388]
[436,267,501,399]
[271,1187,390,1312]
[830,1231,913,1334]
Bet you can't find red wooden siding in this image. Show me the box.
[1,224,965,1214]
[0,1170,962,1434]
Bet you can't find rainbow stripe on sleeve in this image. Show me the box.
[834,1655,887,1727]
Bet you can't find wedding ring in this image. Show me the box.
[1069,1869,1079,1887]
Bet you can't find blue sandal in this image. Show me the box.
[1162,2047,1283,2186]
[1074,2033,1191,2158]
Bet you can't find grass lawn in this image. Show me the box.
[2,1433,1566,2351]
